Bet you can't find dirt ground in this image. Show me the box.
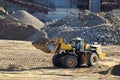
[0,40,120,80]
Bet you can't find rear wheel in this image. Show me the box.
[62,55,77,68]
[87,53,98,67]
[52,54,63,67]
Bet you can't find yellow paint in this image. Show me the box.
[60,43,72,50]
[98,53,106,59]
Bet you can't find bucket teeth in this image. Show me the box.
[32,37,51,53]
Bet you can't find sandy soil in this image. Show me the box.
[0,40,120,80]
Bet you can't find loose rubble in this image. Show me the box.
[43,10,120,45]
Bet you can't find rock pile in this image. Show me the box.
[43,10,120,45]
[101,12,120,27]
[112,9,120,17]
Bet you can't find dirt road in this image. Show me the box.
[0,40,120,80]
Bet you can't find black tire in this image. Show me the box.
[52,54,63,67]
[87,53,99,67]
[76,60,82,68]
[62,55,77,68]
[76,53,82,67]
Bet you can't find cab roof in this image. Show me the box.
[72,37,84,41]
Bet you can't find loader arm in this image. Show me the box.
[32,37,72,54]
[50,37,73,54]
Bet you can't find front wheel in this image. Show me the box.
[52,54,63,67]
[62,55,78,68]
[87,53,99,67]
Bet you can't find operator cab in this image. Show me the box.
[71,37,85,52]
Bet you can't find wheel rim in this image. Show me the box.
[92,56,97,63]
[68,59,74,65]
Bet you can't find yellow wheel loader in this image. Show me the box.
[32,37,105,68]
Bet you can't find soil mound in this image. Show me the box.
[0,16,39,40]
[0,10,45,40]
[11,10,44,29]
[27,30,46,41]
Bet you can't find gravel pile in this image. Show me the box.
[112,9,120,17]
[100,12,120,27]
[11,10,44,29]
[42,10,120,45]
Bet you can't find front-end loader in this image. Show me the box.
[32,37,105,68]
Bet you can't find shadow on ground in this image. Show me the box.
[99,65,120,76]
[0,66,59,72]
[0,66,75,77]
[0,65,89,72]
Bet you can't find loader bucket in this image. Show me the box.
[32,37,51,53]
